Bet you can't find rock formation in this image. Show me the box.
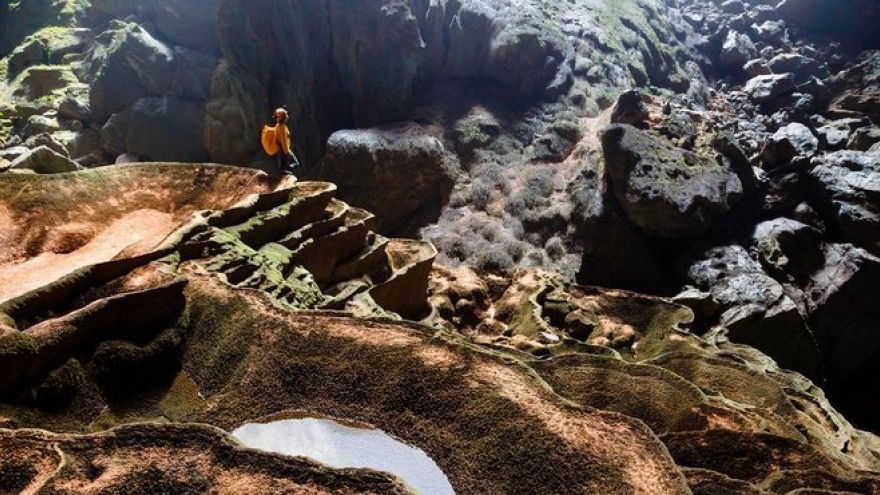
[3,0,880,493]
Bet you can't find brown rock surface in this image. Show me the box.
[1,164,880,494]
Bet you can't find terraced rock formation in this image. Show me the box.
[0,164,878,493]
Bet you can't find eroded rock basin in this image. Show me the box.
[233,414,454,495]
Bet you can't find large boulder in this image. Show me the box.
[760,123,819,168]
[569,161,672,294]
[601,124,744,238]
[610,90,650,125]
[100,96,208,163]
[683,245,823,380]
[8,146,80,174]
[808,150,880,256]
[751,218,825,282]
[170,47,218,101]
[321,123,453,235]
[152,0,221,54]
[805,243,880,428]
[719,30,756,69]
[92,0,221,53]
[85,22,175,123]
[805,244,880,383]
[743,73,796,104]
[767,53,828,84]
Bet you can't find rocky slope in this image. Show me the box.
[2,0,880,493]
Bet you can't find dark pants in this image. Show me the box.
[274,153,287,172]
[274,152,300,173]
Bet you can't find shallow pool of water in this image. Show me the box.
[232,416,454,495]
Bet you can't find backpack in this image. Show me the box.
[261,125,279,155]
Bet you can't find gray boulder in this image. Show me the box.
[57,84,92,121]
[751,20,786,44]
[815,119,858,151]
[805,244,880,385]
[743,73,796,103]
[153,0,221,54]
[720,30,756,68]
[85,22,175,123]
[610,90,649,125]
[767,53,828,83]
[601,124,744,238]
[92,0,221,53]
[848,126,880,152]
[170,47,218,100]
[8,146,80,174]
[104,96,208,163]
[760,123,819,168]
[321,123,454,235]
[808,150,880,256]
[751,218,824,281]
[569,162,671,294]
[684,245,823,381]
[744,59,771,77]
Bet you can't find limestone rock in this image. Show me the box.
[720,30,756,68]
[124,97,206,163]
[85,22,175,123]
[805,244,880,426]
[848,125,880,151]
[743,73,796,103]
[760,123,819,168]
[610,90,650,125]
[808,150,880,256]
[684,245,823,380]
[8,146,79,174]
[815,119,859,151]
[57,85,92,122]
[767,53,828,84]
[806,244,880,377]
[153,0,221,53]
[601,124,743,238]
[321,123,453,235]
[0,0,86,55]
[569,158,672,293]
[751,218,824,281]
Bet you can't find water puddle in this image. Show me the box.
[232,414,454,495]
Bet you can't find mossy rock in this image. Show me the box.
[532,353,710,433]
[89,327,184,400]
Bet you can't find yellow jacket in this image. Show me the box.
[275,122,291,155]
[261,122,292,156]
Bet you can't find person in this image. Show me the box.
[261,107,299,174]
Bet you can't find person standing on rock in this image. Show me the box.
[261,107,300,175]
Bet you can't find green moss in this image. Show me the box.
[29,358,93,412]
[0,331,38,357]
[0,312,16,330]
[179,285,258,396]
[532,353,709,433]
[90,327,184,400]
